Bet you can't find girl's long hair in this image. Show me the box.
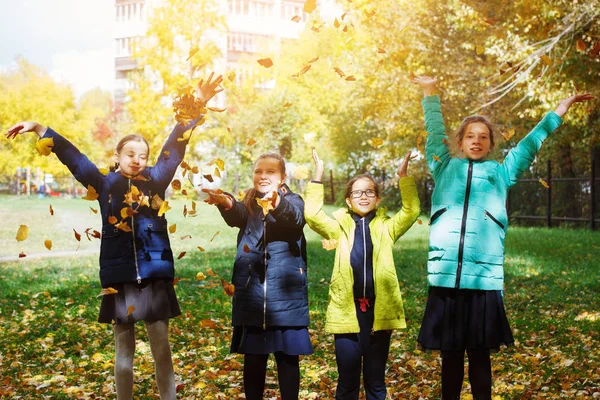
[109,134,150,172]
[242,153,286,215]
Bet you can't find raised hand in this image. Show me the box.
[397,150,417,178]
[5,121,47,139]
[554,93,595,118]
[202,188,232,208]
[312,148,324,182]
[411,76,438,97]
[197,72,224,105]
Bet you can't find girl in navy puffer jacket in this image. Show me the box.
[5,73,223,400]
[203,153,312,400]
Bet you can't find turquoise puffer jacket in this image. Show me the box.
[423,95,562,290]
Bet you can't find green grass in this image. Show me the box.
[0,196,599,399]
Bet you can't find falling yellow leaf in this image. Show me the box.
[177,126,194,142]
[196,271,207,281]
[44,239,52,250]
[18,252,26,258]
[297,64,311,76]
[214,167,221,178]
[247,138,257,146]
[433,155,441,162]
[333,67,346,78]
[334,18,341,28]
[158,200,171,217]
[294,165,310,180]
[169,224,177,234]
[257,58,273,68]
[321,239,337,251]
[127,305,135,316]
[90,207,98,214]
[442,138,449,146]
[138,195,150,208]
[377,47,386,54]
[283,102,292,108]
[208,107,226,112]
[177,252,186,260]
[476,44,485,55]
[341,12,347,21]
[417,219,423,225]
[256,192,277,216]
[345,75,356,81]
[115,221,133,232]
[210,158,225,171]
[311,22,325,32]
[209,231,220,242]
[540,55,552,65]
[501,128,516,141]
[221,279,235,297]
[291,15,302,22]
[539,178,550,189]
[371,138,384,148]
[120,207,135,219]
[416,136,424,152]
[303,0,316,13]
[197,246,205,252]
[186,47,199,61]
[364,9,376,18]
[576,39,587,52]
[49,205,54,216]
[99,168,110,175]
[35,137,54,156]
[207,268,216,277]
[82,185,99,201]
[97,287,118,297]
[171,179,182,191]
[180,234,192,240]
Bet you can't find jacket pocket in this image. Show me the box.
[484,210,505,230]
[429,207,448,225]
[101,227,128,260]
[428,249,446,261]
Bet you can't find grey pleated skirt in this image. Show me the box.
[98,279,181,324]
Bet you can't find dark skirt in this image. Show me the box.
[98,279,181,324]
[417,286,514,352]
[230,326,313,356]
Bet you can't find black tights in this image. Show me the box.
[243,352,300,400]
[441,349,491,400]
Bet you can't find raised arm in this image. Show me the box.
[6,122,104,192]
[387,151,420,240]
[499,93,594,186]
[304,149,342,240]
[151,72,224,187]
[269,190,306,229]
[203,189,249,229]
[412,76,451,180]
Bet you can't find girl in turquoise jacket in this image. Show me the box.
[413,75,593,400]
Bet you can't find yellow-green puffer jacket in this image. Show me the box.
[305,177,420,333]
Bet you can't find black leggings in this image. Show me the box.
[243,352,300,400]
[441,349,491,400]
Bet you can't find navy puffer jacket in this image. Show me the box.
[42,121,196,287]
[218,186,309,329]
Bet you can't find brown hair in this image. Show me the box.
[242,153,287,215]
[110,134,150,172]
[455,115,495,148]
[344,174,380,200]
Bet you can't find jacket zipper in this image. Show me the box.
[429,207,448,225]
[362,217,367,299]
[262,218,267,330]
[129,179,141,284]
[484,210,505,229]
[456,160,473,289]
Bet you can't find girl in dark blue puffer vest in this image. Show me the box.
[203,153,312,400]
[5,73,223,400]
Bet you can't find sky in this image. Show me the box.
[0,0,115,97]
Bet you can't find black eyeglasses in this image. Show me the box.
[349,189,377,199]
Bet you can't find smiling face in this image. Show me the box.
[116,139,149,176]
[458,121,493,161]
[345,177,381,217]
[253,157,286,194]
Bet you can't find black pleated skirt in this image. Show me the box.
[417,286,514,352]
[98,279,181,324]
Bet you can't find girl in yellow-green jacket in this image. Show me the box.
[305,149,420,400]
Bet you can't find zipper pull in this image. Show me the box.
[137,276,141,284]
[484,211,488,220]
[263,323,266,330]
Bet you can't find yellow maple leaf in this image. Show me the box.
[303,0,317,13]
[221,279,235,297]
[158,200,171,217]
[115,221,133,232]
[333,67,346,78]
[364,9,376,18]
[196,272,207,281]
[247,138,257,146]
[82,185,99,201]
[210,158,225,171]
[321,239,338,251]
[227,71,236,82]
[169,224,177,234]
[16,225,29,242]
[371,138,384,148]
[257,58,273,68]
[501,128,516,141]
[97,287,118,297]
[44,239,52,250]
[35,137,54,156]
[256,191,278,216]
